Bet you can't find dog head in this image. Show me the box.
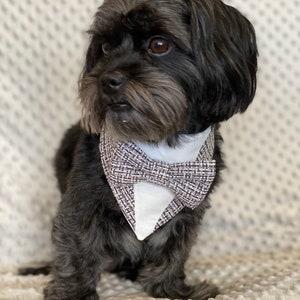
[80,0,257,143]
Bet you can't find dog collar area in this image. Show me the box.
[100,126,216,240]
[133,126,212,164]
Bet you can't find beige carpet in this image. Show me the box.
[1,251,300,300]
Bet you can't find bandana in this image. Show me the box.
[100,127,216,240]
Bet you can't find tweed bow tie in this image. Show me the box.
[100,127,216,240]
[110,144,216,210]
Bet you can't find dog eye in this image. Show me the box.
[102,42,111,55]
[148,37,171,55]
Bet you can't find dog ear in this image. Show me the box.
[187,0,258,123]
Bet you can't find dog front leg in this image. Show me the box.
[139,260,219,299]
[44,212,102,300]
[138,218,219,300]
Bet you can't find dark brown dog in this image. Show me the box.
[43,0,257,299]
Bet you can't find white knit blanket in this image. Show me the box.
[1,251,300,300]
[0,0,299,299]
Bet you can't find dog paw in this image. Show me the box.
[144,280,219,300]
[44,292,99,300]
[44,280,99,300]
[189,281,219,300]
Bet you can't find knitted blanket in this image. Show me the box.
[0,0,299,299]
[1,251,300,299]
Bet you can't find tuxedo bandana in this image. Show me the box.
[100,127,216,240]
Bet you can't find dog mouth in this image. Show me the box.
[105,100,133,125]
[107,101,132,112]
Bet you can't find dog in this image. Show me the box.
[43,0,257,299]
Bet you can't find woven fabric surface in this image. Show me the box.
[0,0,299,299]
[1,251,300,299]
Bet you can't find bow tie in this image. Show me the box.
[100,127,216,240]
[110,143,216,210]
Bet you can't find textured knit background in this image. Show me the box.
[0,0,299,299]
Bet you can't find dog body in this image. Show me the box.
[44,1,257,299]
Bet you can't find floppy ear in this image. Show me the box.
[188,0,258,123]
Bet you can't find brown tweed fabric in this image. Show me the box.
[100,128,216,238]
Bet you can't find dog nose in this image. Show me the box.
[101,73,125,93]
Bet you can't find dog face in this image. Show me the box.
[80,0,257,142]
